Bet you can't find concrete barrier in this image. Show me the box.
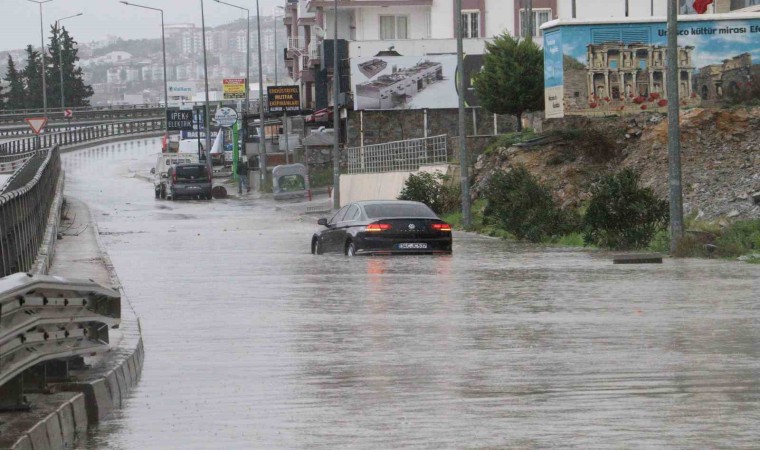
[7,435,32,450]
[56,403,76,448]
[339,164,452,207]
[43,411,63,450]
[70,394,87,433]
[25,422,49,450]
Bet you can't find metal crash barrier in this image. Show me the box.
[0,273,120,408]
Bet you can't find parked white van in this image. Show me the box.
[151,152,199,199]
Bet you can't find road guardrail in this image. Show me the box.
[0,147,61,277]
[0,272,120,394]
[0,119,164,155]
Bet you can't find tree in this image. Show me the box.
[482,166,578,243]
[473,33,544,131]
[582,169,669,250]
[3,56,26,109]
[22,45,45,109]
[47,25,93,108]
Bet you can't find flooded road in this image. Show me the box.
[63,139,760,449]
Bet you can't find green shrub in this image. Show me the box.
[398,171,461,215]
[482,166,577,243]
[583,168,669,250]
[714,219,760,257]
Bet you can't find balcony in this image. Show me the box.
[308,41,321,64]
[288,37,306,51]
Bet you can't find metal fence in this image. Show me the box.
[0,273,121,392]
[0,119,164,155]
[346,134,449,175]
[0,147,61,277]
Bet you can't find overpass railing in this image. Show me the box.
[0,119,164,155]
[0,273,121,396]
[345,134,449,175]
[0,146,61,276]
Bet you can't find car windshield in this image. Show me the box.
[176,165,208,178]
[364,203,437,219]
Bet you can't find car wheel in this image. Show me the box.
[312,238,323,255]
[346,241,357,257]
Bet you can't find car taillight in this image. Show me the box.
[431,223,452,232]
[366,223,392,232]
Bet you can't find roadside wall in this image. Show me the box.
[339,164,452,207]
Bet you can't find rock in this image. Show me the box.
[752,191,760,205]
[727,210,740,218]
[738,253,760,262]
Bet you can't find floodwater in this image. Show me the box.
[62,139,760,449]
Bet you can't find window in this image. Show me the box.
[364,203,437,219]
[330,206,350,225]
[461,11,480,38]
[345,205,361,221]
[380,15,408,40]
[519,8,551,38]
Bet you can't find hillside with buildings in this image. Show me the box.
[0,15,286,107]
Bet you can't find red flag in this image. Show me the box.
[693,0,714,14]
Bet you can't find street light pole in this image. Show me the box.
[332,0,340,209]
[667,0,684,253]
[213,0,250,113]
[55,13,83,110]
[455,0,471,227]
[200,0,212,177]
[255,0,267,190]
[28,0,53,118]
[120,2,169,141]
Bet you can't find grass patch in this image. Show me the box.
[484,129,537,154]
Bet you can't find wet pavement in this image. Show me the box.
[62,139,760,449]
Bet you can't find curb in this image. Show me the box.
[58,131,163,154]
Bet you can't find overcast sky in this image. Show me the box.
[0,0,284,51]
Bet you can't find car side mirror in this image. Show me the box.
[150,168,156,174]
[317,218,328,227]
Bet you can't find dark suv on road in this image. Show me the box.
[166,163,212,200]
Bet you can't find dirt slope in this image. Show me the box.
[473,107,760,220]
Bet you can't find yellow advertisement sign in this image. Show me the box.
[223,78,246,99]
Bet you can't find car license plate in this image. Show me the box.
[397,243,428,250]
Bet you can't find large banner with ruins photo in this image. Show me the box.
[351,55,474,110]
[542,15,760,118]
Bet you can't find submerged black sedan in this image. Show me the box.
[311,200,453,256]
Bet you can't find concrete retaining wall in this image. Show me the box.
[339,164,452,207]
[4,393,87,450]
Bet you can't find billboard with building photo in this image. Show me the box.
[351,55,461,110]
[543,14,760,118]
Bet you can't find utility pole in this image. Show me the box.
[526,0,533,42]
[332,0,341,209]
[28,0,53,118]
[625,0,630,17]
[121,2,168,139]
[55,13,83,110]
[200,0,213,177]
[256,0,268,190]
[572,0,577,18]
[456,0,471,227]
[667,0,684,253]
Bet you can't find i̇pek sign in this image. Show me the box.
[267,85,301,114]
[166,109,194,131]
